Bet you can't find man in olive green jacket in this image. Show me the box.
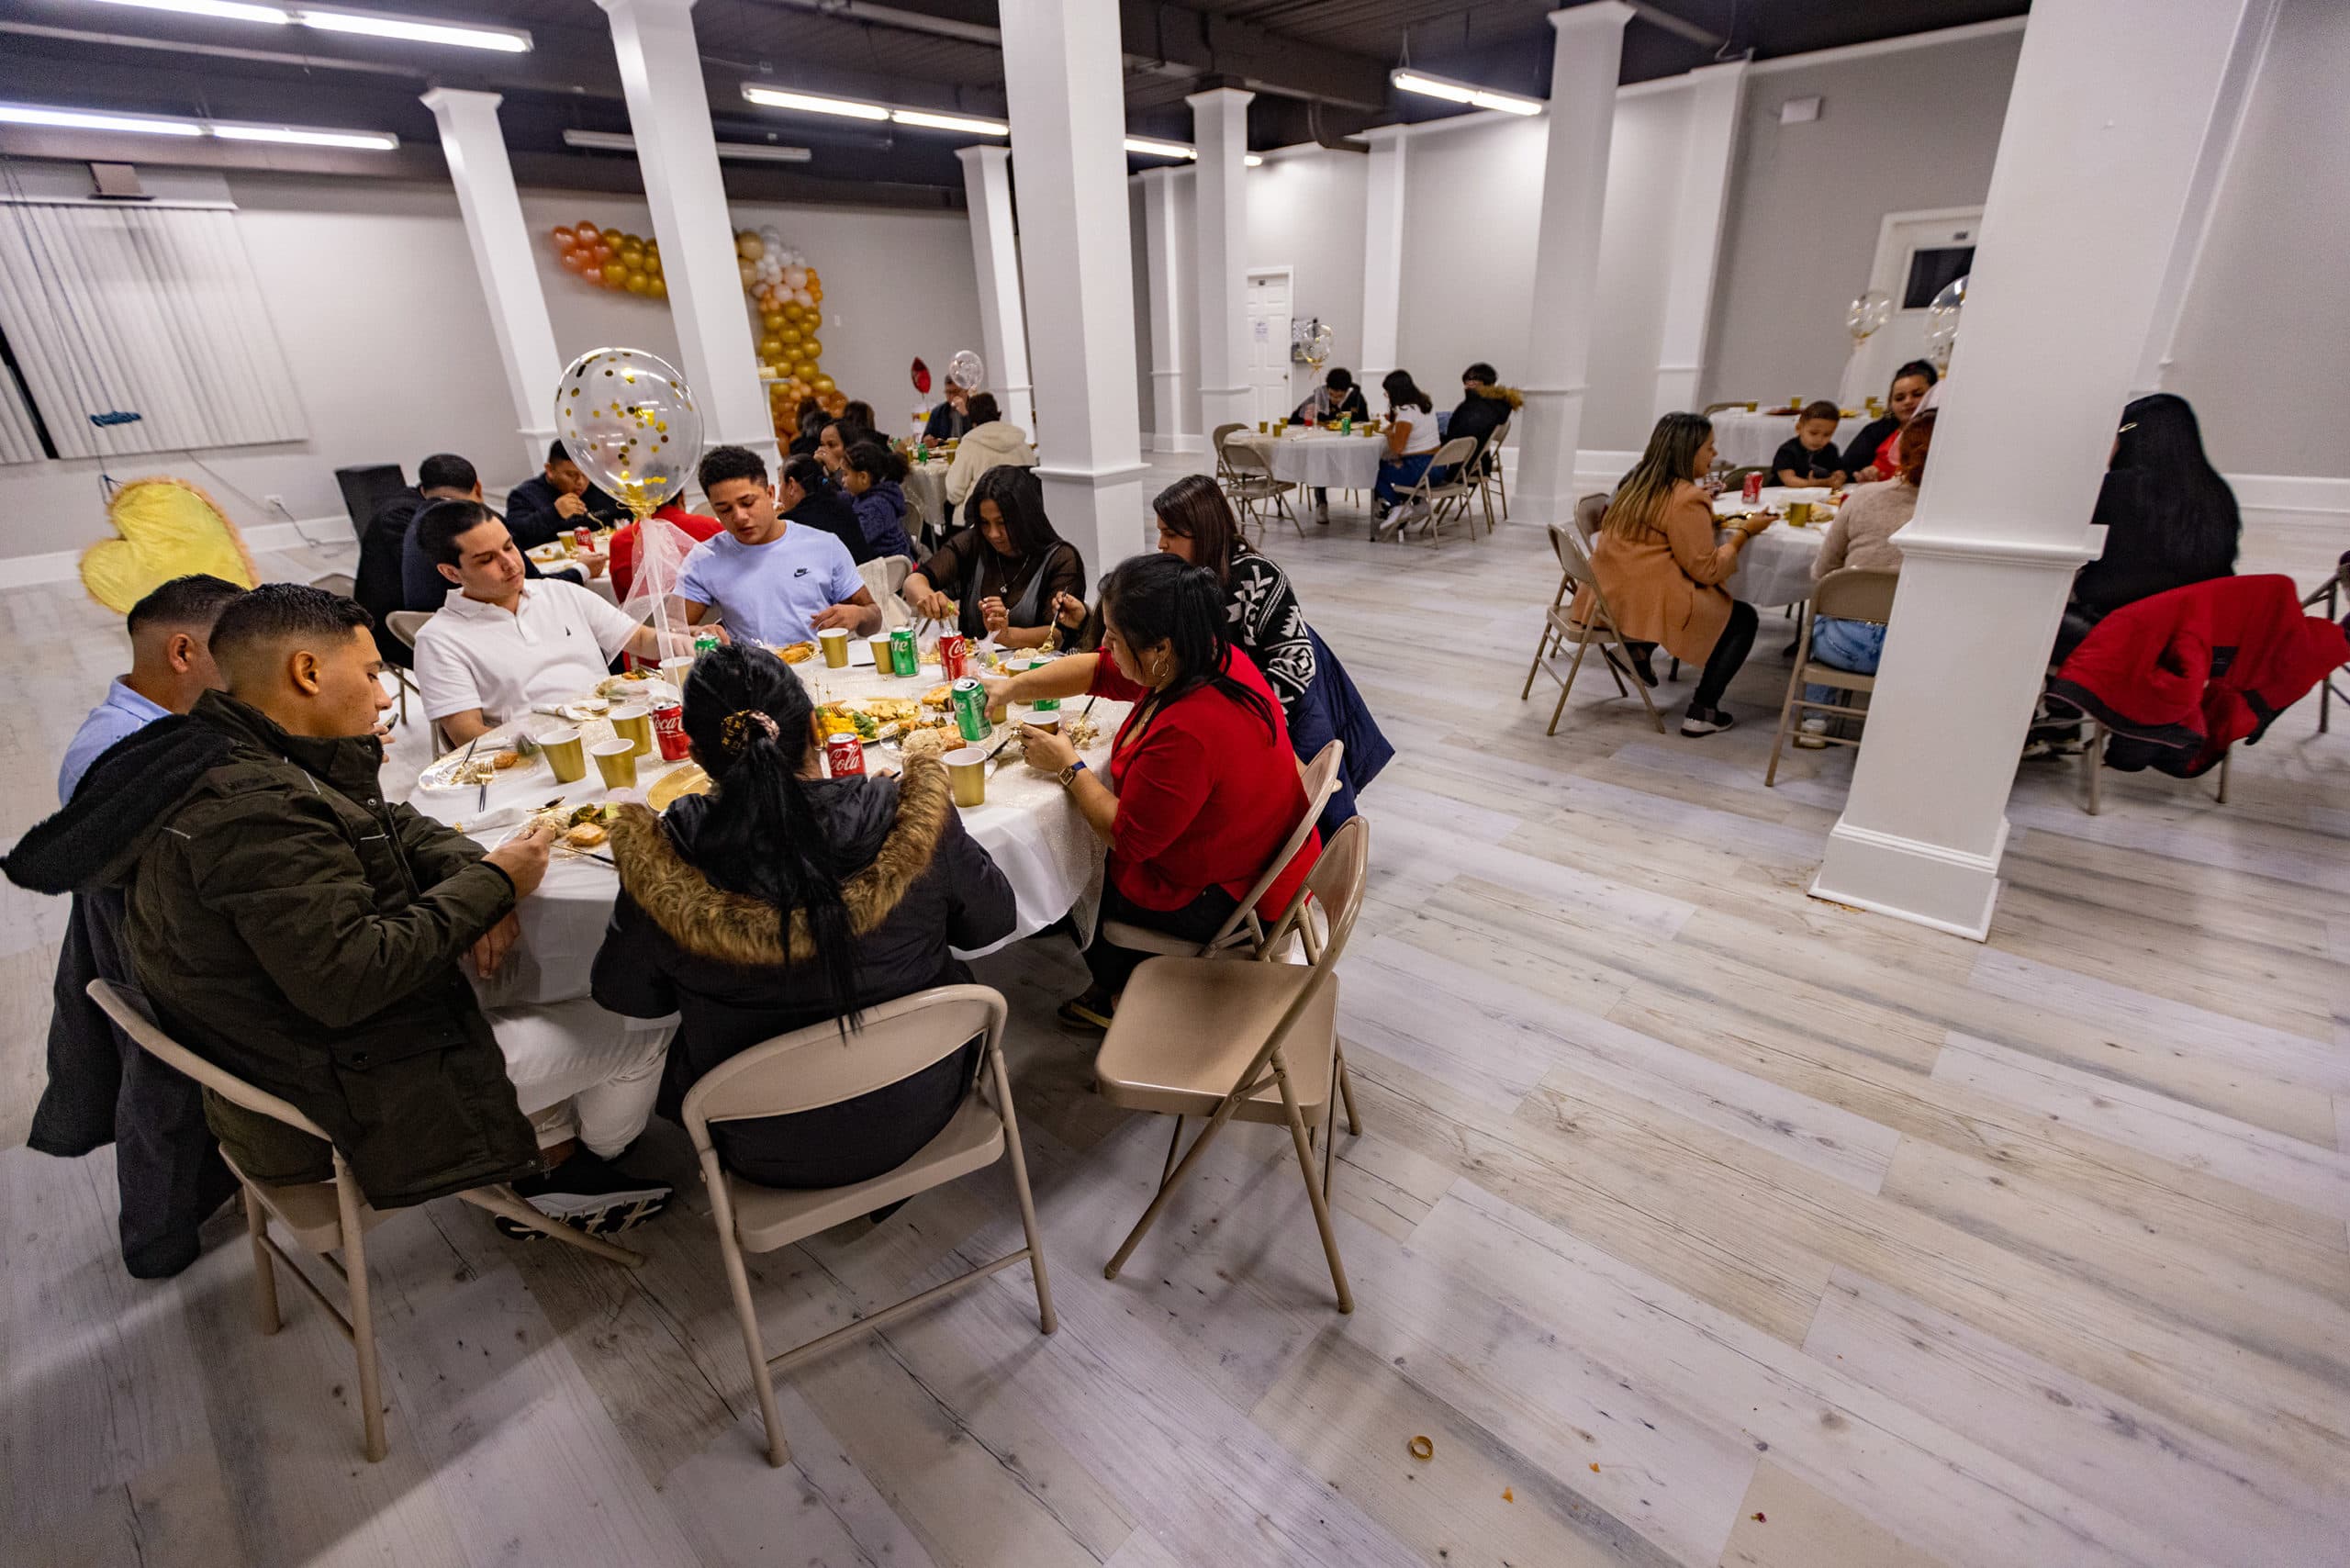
[6,585,673,1231]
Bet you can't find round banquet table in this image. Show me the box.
[1232,429,1386,490]
[1712,486,1833,609]
[406,646,1130,1010]
[1707,409,1870,471]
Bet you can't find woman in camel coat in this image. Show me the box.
[1573,411,1774,736]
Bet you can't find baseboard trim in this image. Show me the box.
[2228,472,2350,517]
[1147,432,1206,455]
[0,516,349,590]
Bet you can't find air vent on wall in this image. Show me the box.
[88,162,150,199]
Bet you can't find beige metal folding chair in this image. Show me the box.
[1219,433,1301,537]
[1520,522,1665,735]
[2076,720,2231,815]
[2305,560,2347,733]
[1572,491,1609,548]
[85,980,641,1463]
[1093,817,1369,1313]
[1209,422,1248,485]
[1764,567,1898,786]
[1387,435,1483,546]
[1476,420,1512,527]
[681,985,1055,1468]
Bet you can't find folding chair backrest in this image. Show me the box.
[86,979,332,1142]
[1427,436,1480,474]
[1573,492,1609,545]
[385,610,432,651]
[1202,740,1343,949]
[1486,420,1510,453]
[309,572,357,599]
[680,985,1006,1151]
[1258,815,1371,967]
[1812,567,1898,625]
[1546,521,1603,589]
[1210,422,1247,476]
[1223,438,1272,477]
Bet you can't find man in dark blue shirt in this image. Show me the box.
[504,440,626,549]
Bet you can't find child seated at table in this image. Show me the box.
[1773,401,1849,488]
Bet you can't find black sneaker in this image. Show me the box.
[1680,705,1734,737]
[498,1149,673,1240]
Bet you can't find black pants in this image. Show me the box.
[1085,881,1242,997]
[1692,599,1759,711]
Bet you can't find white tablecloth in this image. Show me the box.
[1712,486,1831,608]
[903,464,949,536]
[1233,430,1386,490]
[1708,409,1870,470]
[410,651,1130,1007]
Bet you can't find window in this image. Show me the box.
[0,200,306,461]
[1901,245,1975,310]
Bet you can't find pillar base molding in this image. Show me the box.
[1890,523,2104,569]
[1148,433,1205,454]
[1810,815,2008,943]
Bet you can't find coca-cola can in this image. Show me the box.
[938,633,973,681]
[1741,471,1764,505]
[574,524,595,553]
[652,702,691,762]
[824,733,866,778]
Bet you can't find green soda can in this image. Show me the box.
[1028,696,1060,714]
[951,677,991,743]
[693,632,719,658]
[890,627,918,677]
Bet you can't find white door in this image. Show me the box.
[1847,208,1980,404]
[1245,268,1292,426]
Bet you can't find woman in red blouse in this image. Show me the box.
[984,553,1318,1027]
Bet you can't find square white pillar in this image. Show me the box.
[1515,2,1633,528]
[957,146,1035,437]
[1188,86,1254,436]
[1139,167,1197,454]
[1651,61,1747,420]
[595,0,776,465]
[1812,0,2277,939]
[999,0,1151,584]
[1358,131,1405,391]
[420,88,564,476]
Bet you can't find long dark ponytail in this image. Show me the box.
[678,644,860,1027]
[2110,393,2240,579]
[1100,553,1277,740]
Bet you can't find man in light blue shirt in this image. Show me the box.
[678,445,879,647]
[60,574,247,801]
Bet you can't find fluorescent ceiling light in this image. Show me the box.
[890,108,1007,136]
[76,0,532,50]
[85,0,290,21]
[295,8,529,51]
[0,103,204,135]
[1122,137,1260,166]
[743,84,890,122]
[1391,68,1541,117]
[212,121,396,149]
[565,128,811,164]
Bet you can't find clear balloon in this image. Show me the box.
[553,348,702,516]
[946,350,985,392]
[1846,289,1892,342]
[760,225,783,249]
[1924,274,1967,367]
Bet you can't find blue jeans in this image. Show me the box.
[1373,453,1440,509]
[1804,616,1886,703]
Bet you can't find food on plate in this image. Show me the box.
[820,705,880,740]
[900,727,962,761]
[441,757,498,788]
[771,641,816,664]
[491,749,522,771]
[565,823,609,849]
[1066,712,1101,749]
[595,672,650,699]
[856,697,923,722]
[922,684,953,708]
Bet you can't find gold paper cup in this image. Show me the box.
[609,703,653,756]
[541,726,586,785]
[818,627,850,668]
[591,738,639,790]
[944,745,987,807]
[1785,501,1813,526]
[1023,709,1061,734]
[658,655,696,691]
[869,634,895,670]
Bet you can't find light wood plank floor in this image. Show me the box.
[4,465,2346,1568]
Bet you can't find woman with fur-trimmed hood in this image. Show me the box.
[590,644,1014,1188]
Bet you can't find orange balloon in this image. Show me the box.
[601,260,629,288]
[576,217,599,238]
[552,224,575,246]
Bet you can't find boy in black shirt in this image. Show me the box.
[1773,401,1849,487]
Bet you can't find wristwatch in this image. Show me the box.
[1058,759,1088,790]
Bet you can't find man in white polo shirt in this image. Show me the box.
[411,500,719,746]
[677,445,881,646]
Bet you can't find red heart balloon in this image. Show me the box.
[911,357,931,395]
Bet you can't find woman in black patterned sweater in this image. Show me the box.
[1141,475,1392,830]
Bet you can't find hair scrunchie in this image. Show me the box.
[718,708,780,756]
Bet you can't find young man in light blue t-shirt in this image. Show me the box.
[678,446,881,646]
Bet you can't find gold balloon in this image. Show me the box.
[601,260,629,288]
[735,231,763,261]
[793,359,818,381]
[649,276,667,300]
[759,335,783,358]
[801,336,822,360]
[600,227,623,247]
[737,258,757,287]
[811,374,836,394]
[626,271,650,295]
[761,311,786,333]
[778,326,803,349]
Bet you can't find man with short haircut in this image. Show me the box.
[4,583,677,1233]
[678,446,881,644]
[28,573,246,1277]
[411,500,718,746]
[505,439,625,548]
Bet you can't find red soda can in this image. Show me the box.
[823,733,866,778]
[1741,471,1763,505]
[652,702,691,762]
[938,633,972,681]
[574,524,595,552]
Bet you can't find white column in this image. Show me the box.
[1812,0,2273,939]
[420,89,563,476]
[1138,167,1196,453]
[999,0,1150,581]
[957,146,1035,436]
[1188,86,1254,435]
[594,0,774,465]
[1358,131,1406,390]
[1515,2,1632,522]
[1651,61,1748,420]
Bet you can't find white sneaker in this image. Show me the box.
[1375,503,1408,540]
[1794,717,1829,749]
